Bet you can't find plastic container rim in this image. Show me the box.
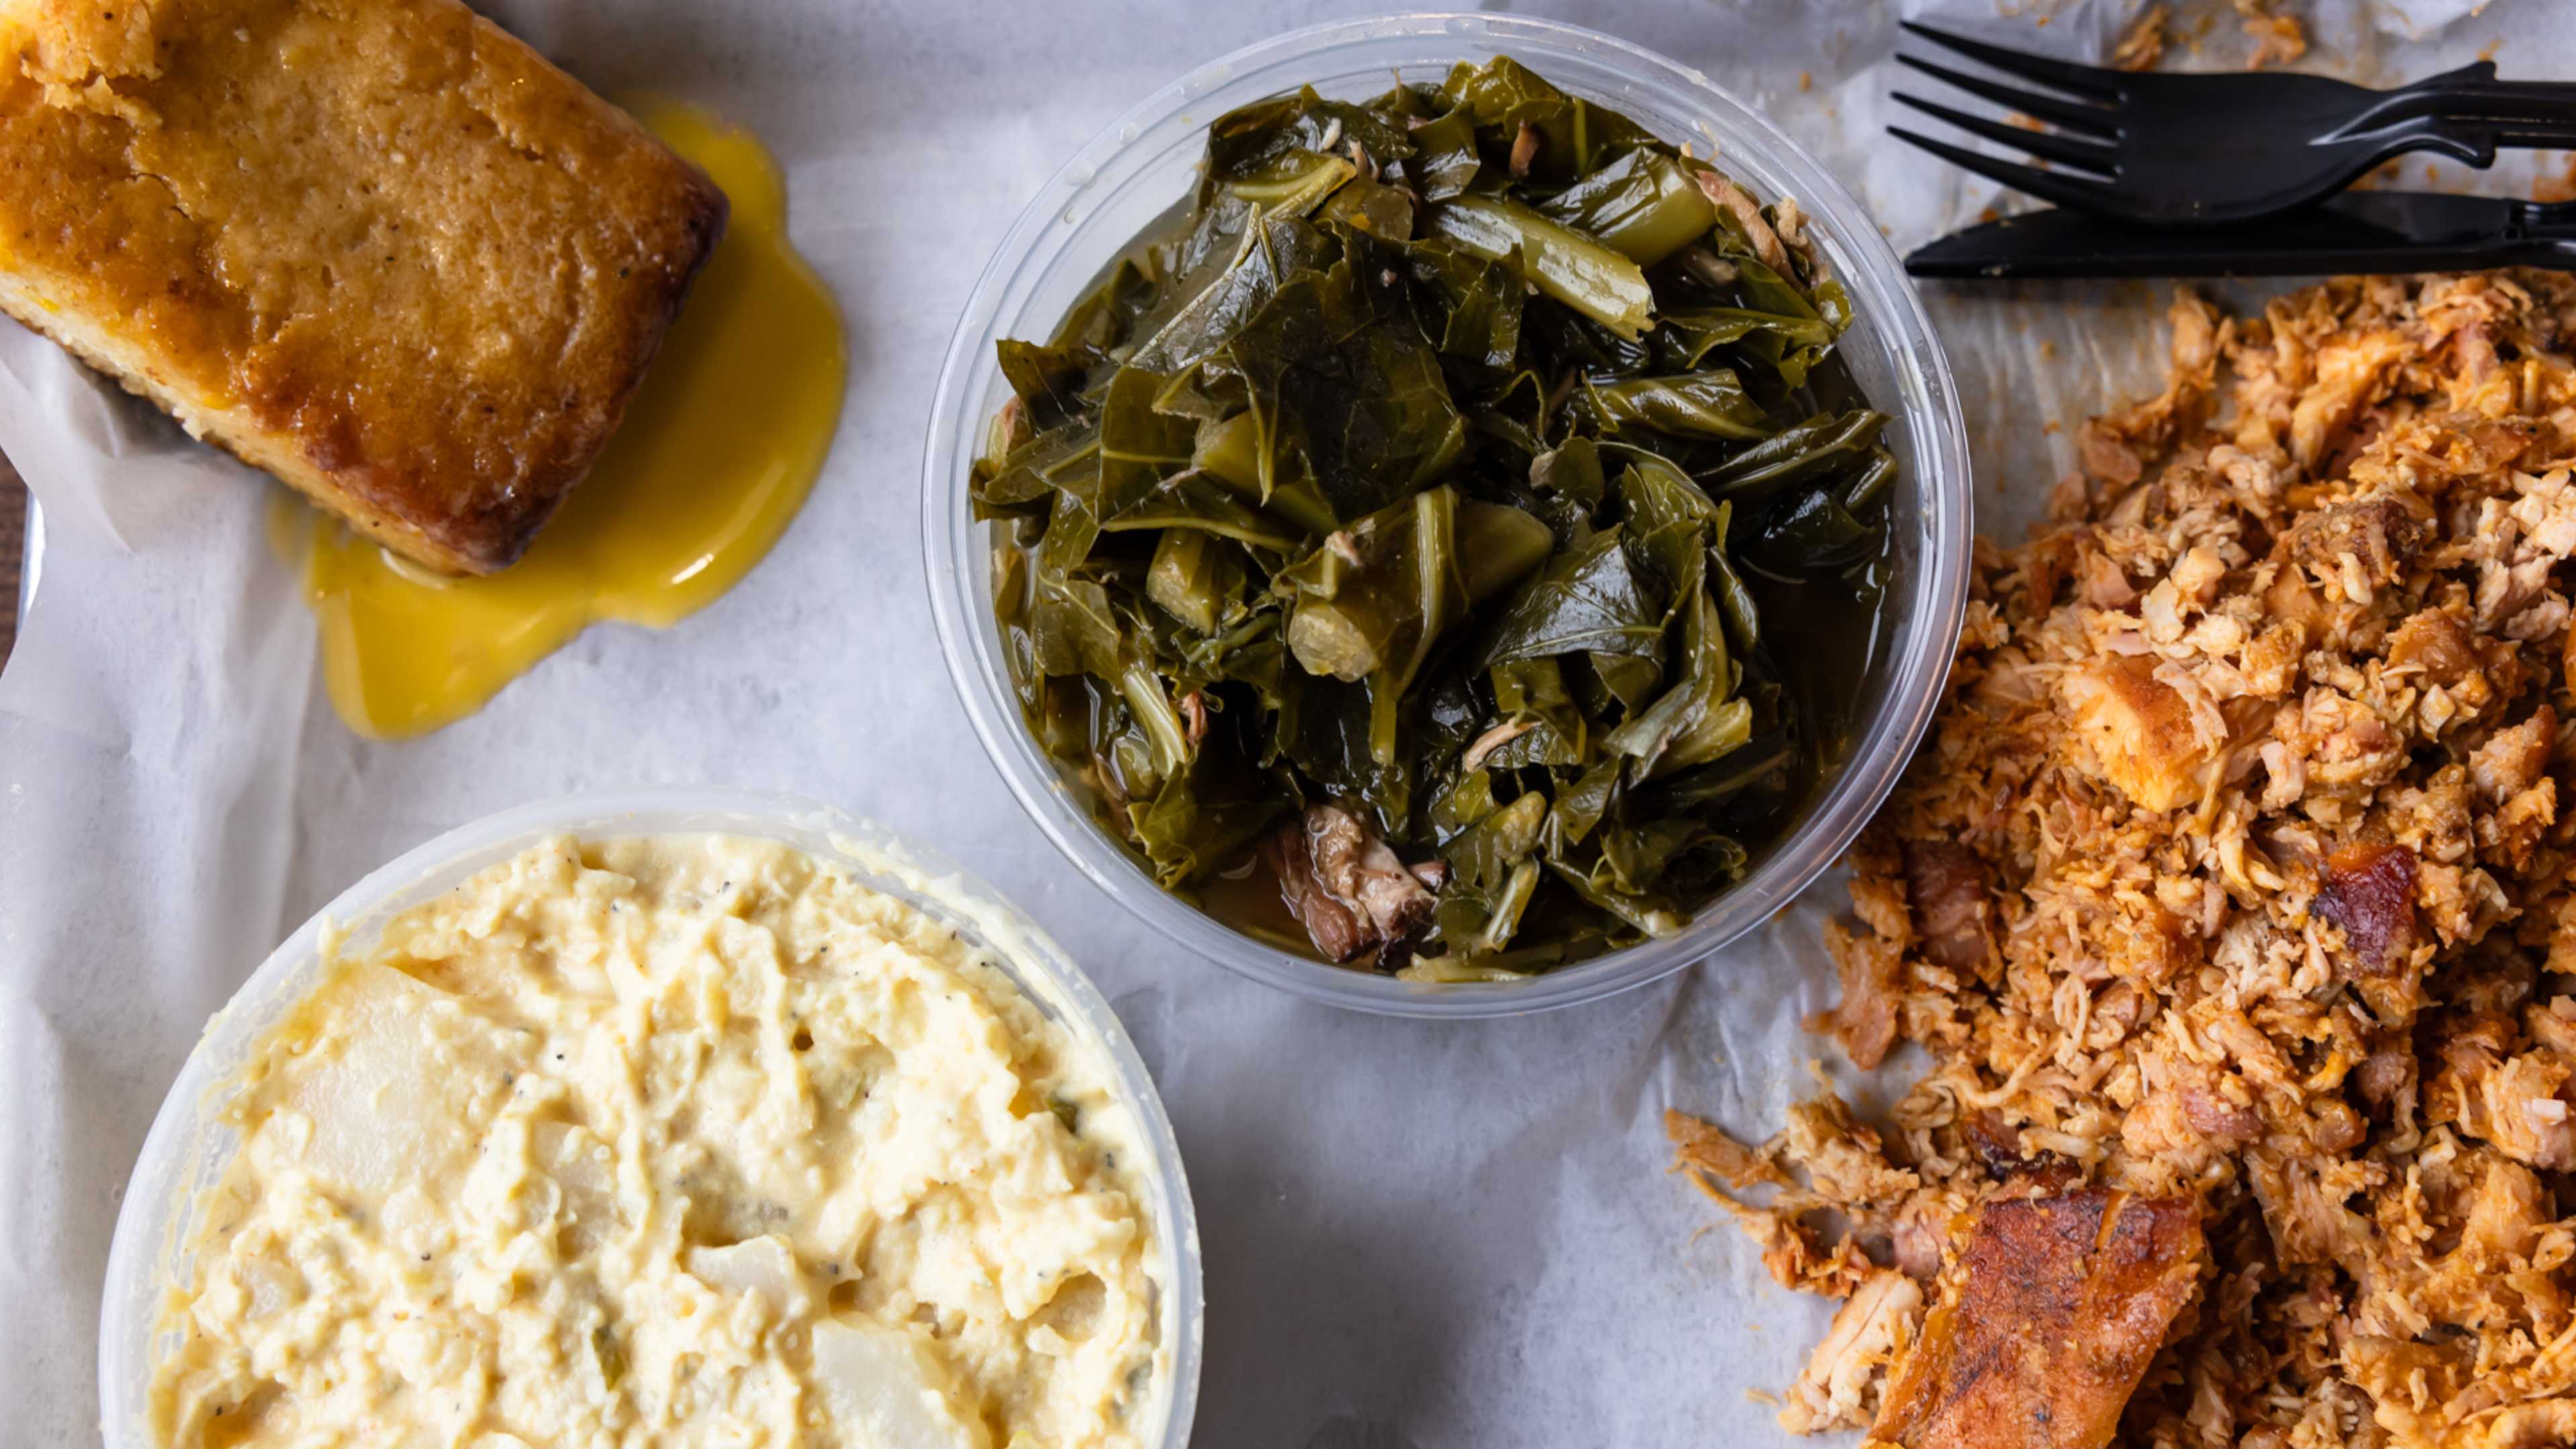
[96,786,1205,1449]
[922,11,1973,1018]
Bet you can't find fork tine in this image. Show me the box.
[1888,126,2123,212]
[1892,93,2118,176]
[1898,20,2123,101]
[1896,54,2118,137]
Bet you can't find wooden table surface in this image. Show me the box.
[1,454,21,669]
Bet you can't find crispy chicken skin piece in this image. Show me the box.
[0,0,726,573]
[2059,655,2222,812]
[2316,841,2419,976]
[1869,1190,2204,1449]
[1900,839,1994,973]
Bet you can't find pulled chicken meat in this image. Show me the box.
[1671,272,2576,1448]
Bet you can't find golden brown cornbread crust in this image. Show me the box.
[0,0,726,573]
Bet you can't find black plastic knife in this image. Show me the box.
[1907,191,2576,279]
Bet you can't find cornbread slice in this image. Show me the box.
[0,0,726,573]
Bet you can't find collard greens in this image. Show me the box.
[975,56,1898,977]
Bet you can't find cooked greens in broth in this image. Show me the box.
[974,56,1898,978]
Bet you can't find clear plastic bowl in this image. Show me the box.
[923,13,1972,1018]
[97,788,1203,1449]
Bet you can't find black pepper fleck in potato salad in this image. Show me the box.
[973,56,1900,978]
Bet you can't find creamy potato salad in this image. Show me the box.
[148,835,1168,1448]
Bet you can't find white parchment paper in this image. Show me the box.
[1,1,2561,1444]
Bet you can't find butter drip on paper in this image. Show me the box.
[275,98,847,739]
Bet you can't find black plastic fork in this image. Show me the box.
[1890,21,2576,226]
